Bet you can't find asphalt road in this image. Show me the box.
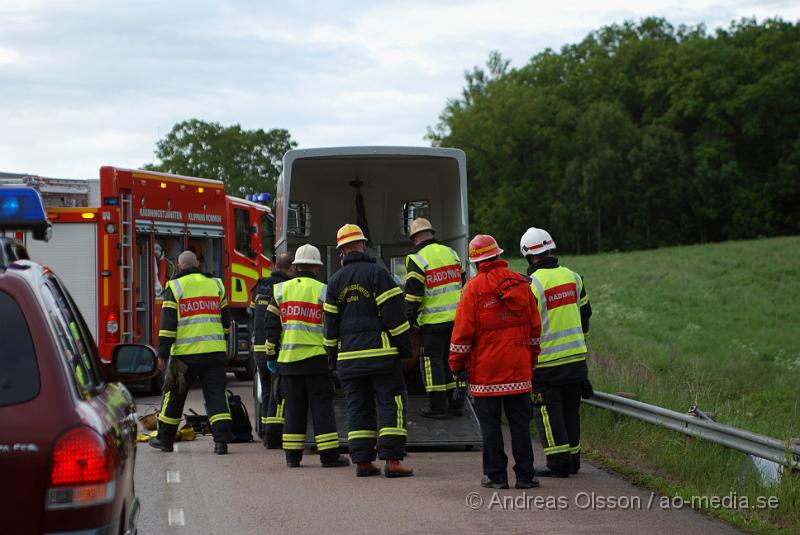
[133,378,741,535]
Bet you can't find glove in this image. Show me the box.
[266,360,278,374]
[581,378,594,399]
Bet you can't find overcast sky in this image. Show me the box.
[1,0,798,179]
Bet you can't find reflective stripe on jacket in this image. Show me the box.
[405,242,463,326]
[162,273,227,356]
[269,276,326,363]
[529,266,588,368]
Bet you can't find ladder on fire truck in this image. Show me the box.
[119,191,135,343]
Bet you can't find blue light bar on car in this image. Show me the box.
[0,187,50,240]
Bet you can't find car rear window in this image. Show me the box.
[0,291,40,406]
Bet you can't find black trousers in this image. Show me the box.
[157,353,231,444]
[532,379,583,475]
[280,373,340,462]
[473,393,535,485]
[341,364,408,462]
[420,326,463,411]
[259,370,284,448]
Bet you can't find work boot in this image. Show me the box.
[535,467,569,478]
[321,456,350,468]
[515,477,541,489]
[286,460,301,468]
[148,436,174,452]
[356,461,381,477]
[264,442,281,450]
[419,408,448,419]
[480,476,509,489]
[214,442,228,455]
[384,459,414,478]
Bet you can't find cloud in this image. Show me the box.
[0,0,798,178]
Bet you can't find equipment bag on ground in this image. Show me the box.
[226,390,254,443]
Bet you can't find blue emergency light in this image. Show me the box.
[0,187,50,241]
[246,192,271,204]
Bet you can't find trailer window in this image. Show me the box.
[234,208,253,257]
[261,214,274,257]
[287,202,310,237]
[0,291,40,406]
[401,201,430,235]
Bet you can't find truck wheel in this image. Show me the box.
[234,356,256,381]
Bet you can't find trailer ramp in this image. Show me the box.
[305,395,482,450]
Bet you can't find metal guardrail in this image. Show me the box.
[584,391,800,471]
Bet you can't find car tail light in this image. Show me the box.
[105,312,119,344]
[46,427,116,510]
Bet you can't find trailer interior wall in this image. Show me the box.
[283,155,467,281]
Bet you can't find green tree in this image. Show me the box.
[429,17,800,254]
[144,119,297,196]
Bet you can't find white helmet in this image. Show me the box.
[520,227,556,256]
[293,244,323,266]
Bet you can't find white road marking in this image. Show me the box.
[168,508,185,526]
[166,470,181,483]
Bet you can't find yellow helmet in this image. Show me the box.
[408,217,434,238]
[336,223,367,248]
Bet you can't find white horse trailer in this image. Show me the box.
[272,146,481,449]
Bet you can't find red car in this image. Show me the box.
[0,187,157,535]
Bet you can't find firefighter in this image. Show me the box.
[251,252,295,449]
[520,227,593,477]
[149,250,233,455]
[449,234,542,489]
[404,217,466,418]
[264,244,350,468]
[323,224,415,478]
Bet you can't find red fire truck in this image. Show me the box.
[21,167,273,391]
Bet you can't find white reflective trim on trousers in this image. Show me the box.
[177,316,222,327]
[539,339,587,356]
[540,326,584,343]
[175,334,225,344]
[283,323,324,334]
[424,283,461,298]
[171,279,184,300]
[419,302,459,315]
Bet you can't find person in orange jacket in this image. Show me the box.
[449,234,542,489]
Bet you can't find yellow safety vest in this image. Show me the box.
[168,273,227,356]
[529,266,588,368]
[272,277,326,363]
[406,243,463,326]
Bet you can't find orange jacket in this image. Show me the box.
[449,259,541,396]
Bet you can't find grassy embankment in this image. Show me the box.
[509,236,800,534]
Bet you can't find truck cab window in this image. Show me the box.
[287,202,310,237]
[261,214,274,257]
[234,208,253,257]
[402,201,430,235]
